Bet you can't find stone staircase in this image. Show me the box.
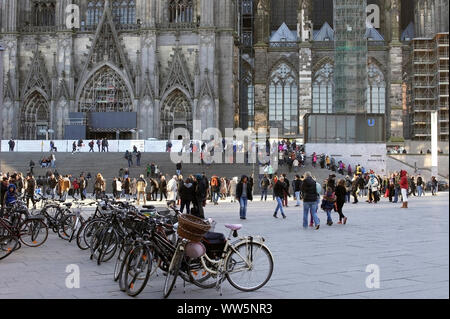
[0,152,337,193]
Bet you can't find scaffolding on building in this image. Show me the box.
[238,0,255,130]
[435,33,449,141]
[333,0,368,114]
[410,32,449,141]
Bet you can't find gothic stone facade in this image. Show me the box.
[0,0,237,140]
[1,0,448,141]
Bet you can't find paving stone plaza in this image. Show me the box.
[1,192,448,299]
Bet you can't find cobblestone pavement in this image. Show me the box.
[1,193,448,299]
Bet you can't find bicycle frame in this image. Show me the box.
[198,230,268,277]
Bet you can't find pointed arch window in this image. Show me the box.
[268,63,298,136]
[114,0,136,25]
[79,66,133,113]
[313,63,334,113]
[367,64,386,114]
[87,1,104,26]
[20,91,50,140]
[161,90,192,139]
[32,1,56,27]
[169,0,194,23]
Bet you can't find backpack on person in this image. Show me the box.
[211,177,219,187]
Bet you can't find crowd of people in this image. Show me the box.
[1,137,444,228]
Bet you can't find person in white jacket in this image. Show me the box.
[167,175,178,202]
[367,174,380,203]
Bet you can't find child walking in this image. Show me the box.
[321,187,336,226]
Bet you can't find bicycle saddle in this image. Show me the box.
[63,203,72,208]
[225,224,242,231]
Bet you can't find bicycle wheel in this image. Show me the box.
[59,214,79,242]
[19,219,49,247]
[0,235,19,260]
[57,213,76,241]
[97,229,118,265]
[163,244,184,298]
[225,242,273,292]
[124,246,153,297]
[188,258,221,289]
[78,219,106,250]
[90,226,106,260]
[114,242,132,281]
[69,215,85,243]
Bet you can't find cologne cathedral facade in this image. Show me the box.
[0,0,448,141]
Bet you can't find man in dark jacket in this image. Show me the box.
[8,139,15,152]
[292,175,303,206]
[281,173,290,207]
[179,178,195,214]
[88,140,95,152]
[79,176,87,200]
[25,174,37,209]
[48,174,58,199]
[301,172,320,229]
[273,176,287,218]
[192,174,208,218]
[236,175,253,220]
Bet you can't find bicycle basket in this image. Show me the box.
[177,214,211,242]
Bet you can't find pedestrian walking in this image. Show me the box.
[301,172,320,230]
[167,175,178,202]
[25,174,37,209]
[431,176,438,196]
[273,176,287,219]
[8,139,15,152]
[260,174,270,201]
[89,140,95,152]
[159,176,167,201]
[236,175,252,220]
[335,179,348,224]
[292,175,302,207]
[179,177,195,214]
[229,177,238,203]
[136,150,142,167]
[136,175,147,205]
[79,176,87,200]
[94,173,106,199]
[400,170,409,208]
[417,175,424,197]
[210,175,220,205]
[176,161,182,176]
[321,187,336,226]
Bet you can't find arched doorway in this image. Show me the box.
[20,91,50,139]
[78,65,133,139]
[161,89,192,139]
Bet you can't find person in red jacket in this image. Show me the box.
[399,170,409,208]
